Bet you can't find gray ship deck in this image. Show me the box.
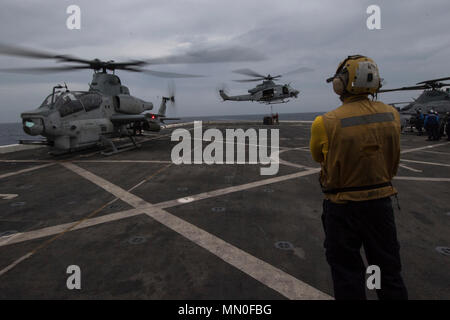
[0,121,449,299]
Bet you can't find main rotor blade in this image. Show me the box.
[388,101,412,105]
[109,60,147,68]
[145,46,265,65]
[168,80,176,97]
[378,85,428,93]
[139,69,204,78]
[0,43,149,70]
[0,43,60,59]
[0,43,263,73]
[0,65,90,74]
[232,68,265,78]
[0,43,94,65]
[233,78,265,82]
[417,77,450,85]
[282,67,314,76]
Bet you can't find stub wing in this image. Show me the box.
[111,113,179,124]
[110,114,146,124]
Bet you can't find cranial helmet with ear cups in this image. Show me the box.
[326,55,381,95]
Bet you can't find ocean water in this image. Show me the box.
[0,112,322,146]
[0,122,31,146]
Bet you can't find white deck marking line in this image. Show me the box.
[419,150,450,156]
[0,169,321,247]
[401,142,450,154]
[0,168,320,248]
[399,164,422,173]
[279,160,312,169]
[0,160,173,164]
[394,176,450,182]
[192,137,282,150]
[0,163,54,180]
[0,148,182,248]
[0,160,54,163]
[0,209,143,247]
[0,164,172,277]
[280,120,314,123]
[59,162,330,300]
[76,128,195,158]
[0,252,33,276]
[0,194,18,200]
[290,147,311,152]
[154,169,321,210]
[143,206,331,300]
[74,160,172,164]
[400,159,450,167]
[276,149,316,170]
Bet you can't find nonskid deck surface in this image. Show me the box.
[0,122,449,299]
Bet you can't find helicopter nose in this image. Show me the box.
[22,117,44,136]
[291,90,299,98]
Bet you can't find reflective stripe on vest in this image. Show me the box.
[340,112,395,128]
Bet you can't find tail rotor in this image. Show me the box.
[217,83,229,101]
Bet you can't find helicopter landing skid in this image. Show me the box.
[100,135,141,156]
[263,100,289,105]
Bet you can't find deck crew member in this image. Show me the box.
[415,109,424,135]
[444,112,450,141]
[310,55,408,300]
[424,110,439,141]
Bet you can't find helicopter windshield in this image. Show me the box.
[39,92,62,108]
[54,92,85,117]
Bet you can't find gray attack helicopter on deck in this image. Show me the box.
[219,67,313,105]
[379,76,450,130]
[0,43,263,154]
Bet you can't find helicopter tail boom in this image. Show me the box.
[219,90,252,101]
[158,95,175,116]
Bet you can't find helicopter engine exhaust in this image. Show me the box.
[114,95,153,114]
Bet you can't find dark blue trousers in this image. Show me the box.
[321,197,408,300]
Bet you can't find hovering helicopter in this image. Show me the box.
[219,67,313,105]
[0,43,263,154]
[379,76,450,130]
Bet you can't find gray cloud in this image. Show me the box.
[1,0,450,122]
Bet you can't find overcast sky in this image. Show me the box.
[1,0,450,122]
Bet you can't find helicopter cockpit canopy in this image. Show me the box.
[39,92,62,109]
[416,89,449,103]
[54,93,84,117]
[41,91,103,117]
